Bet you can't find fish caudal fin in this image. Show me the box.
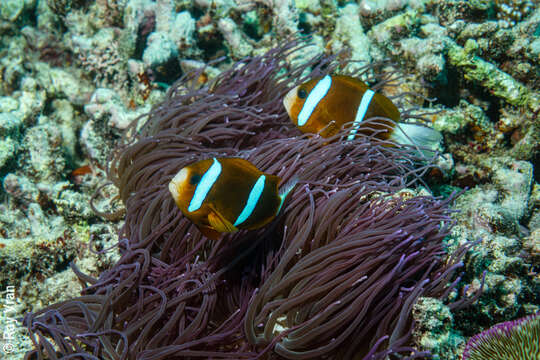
[390,123,442,157]
[278,176,299,213]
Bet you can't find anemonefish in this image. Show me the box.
[283,75,442,152]
[169,157,295,240]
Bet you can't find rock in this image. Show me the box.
[0,0,24,22]
[21,124,66,183]
[143,31,178,67]
[218,18,253,59]
[82,88,150,163]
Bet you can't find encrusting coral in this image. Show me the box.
[23,39,474,359]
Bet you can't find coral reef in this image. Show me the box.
[443,156,538,343]
[0,0,537,359]
[23,41,469,359]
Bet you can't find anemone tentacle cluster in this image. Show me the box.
[24,40,470,360]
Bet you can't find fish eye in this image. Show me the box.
[190,174,201,185]
[297,88,308,99]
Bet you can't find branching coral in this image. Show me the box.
[77,36,127,91]
[24,39,471,360]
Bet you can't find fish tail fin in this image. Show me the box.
[278,176,299,213]
[390,122,442,157]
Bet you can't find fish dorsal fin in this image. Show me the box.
[208,206,238,233]
[221,157,261,174]
[333,75,369,92]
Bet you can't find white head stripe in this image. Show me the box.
[234,175,265,226]
[347,89,375,141]
[188,158,221,212]
[297,75,332,127]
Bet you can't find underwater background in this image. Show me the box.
[0,0,538,359]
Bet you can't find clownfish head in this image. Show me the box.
[168,160,213,212]
[283,75,330,127]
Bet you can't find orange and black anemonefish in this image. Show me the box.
[169,157,296,240]
[283,74,442,153]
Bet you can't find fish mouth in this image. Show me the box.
[283,86,298,121]
[168,180,179,202]
[169,168,189,204]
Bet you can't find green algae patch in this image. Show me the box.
[73,223,91,244]
[447,43,539,112]
[369,9,422,44]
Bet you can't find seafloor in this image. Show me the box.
[0,0,538,359]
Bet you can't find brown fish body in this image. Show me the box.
[169,157,291,239]
[285,75,399,138]
[284,75,441,152]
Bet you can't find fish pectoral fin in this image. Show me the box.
[327,120,340,136]
[208,210,238,233]
[197,226,222,240]
[320,118,339,138]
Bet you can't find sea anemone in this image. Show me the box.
[462,313,540,360]
[24,39,470,360]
